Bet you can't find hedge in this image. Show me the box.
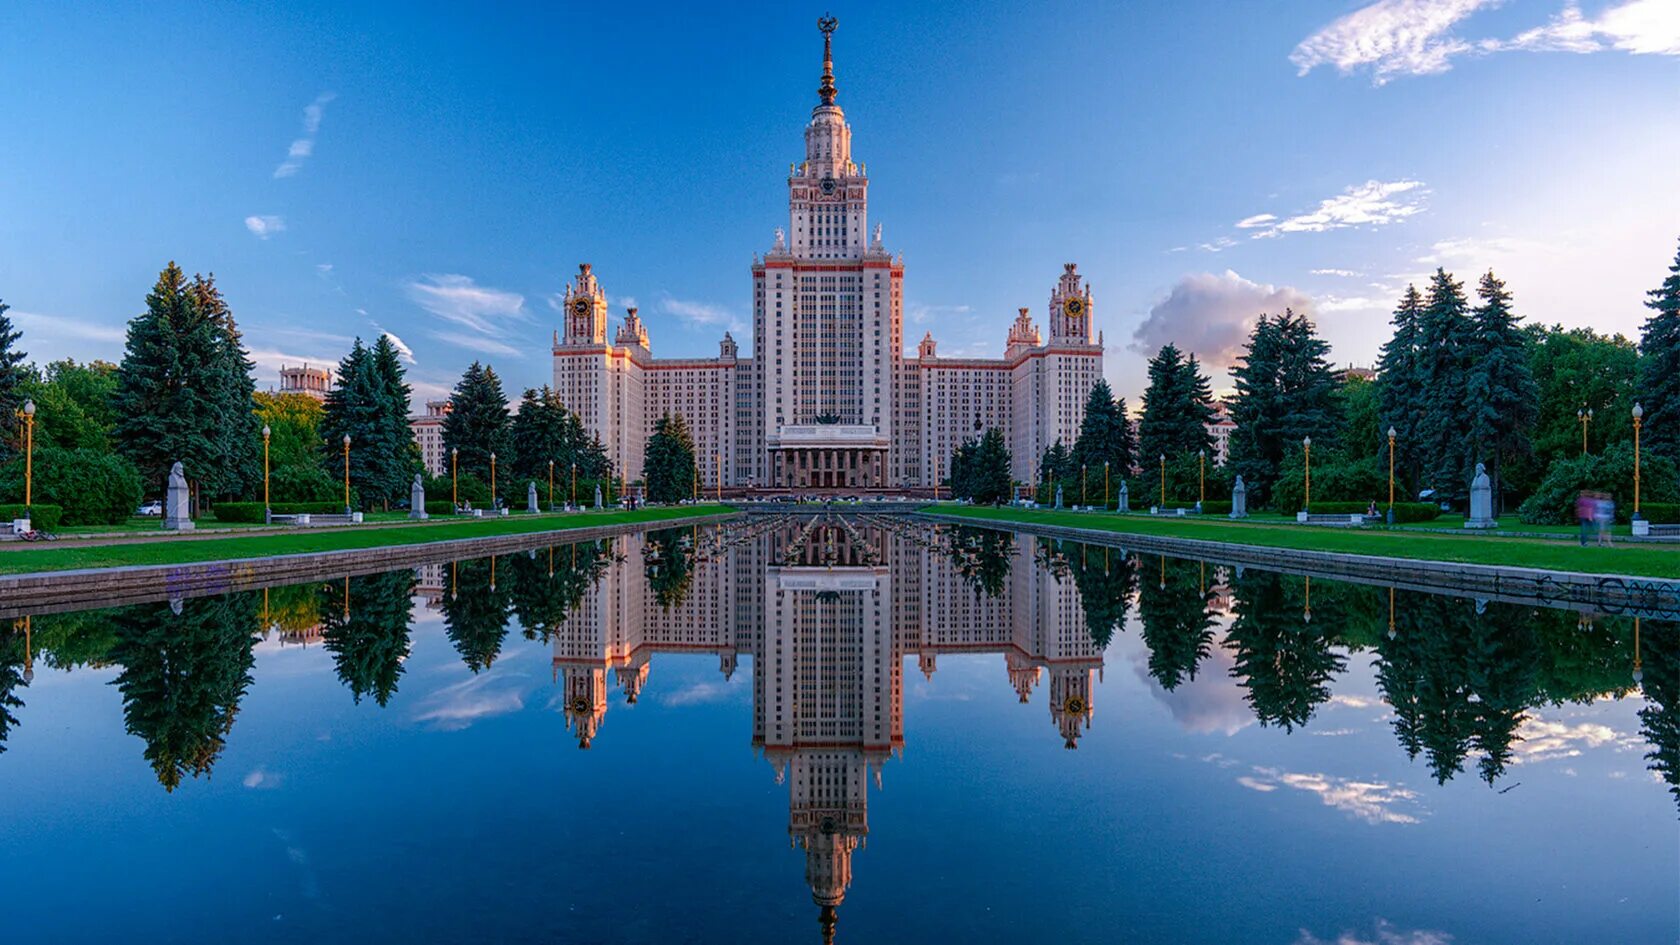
[1517,443,1680,524]
[1304,500,1441,523]
[1200,500,1232,515]
[1636,502,1680,524]
[0,504,64,532]
[211,501,353,524]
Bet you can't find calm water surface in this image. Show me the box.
[1,516,1675,944]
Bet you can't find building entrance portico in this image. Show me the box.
[769,424,890,491]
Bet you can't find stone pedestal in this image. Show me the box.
[163,461,194,531]
[1230,476,1248,519]
[594,484,604,509]
[1465,462,1498,529]
[1117,480,1130,513]
[409,473,428,519]
[527,481,539,513]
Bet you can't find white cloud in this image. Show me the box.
[274,91,336,178]
[1131,270,1313,373]
[906,302,973,325]
[1504,0,1680,55]
[407,273,529,359]
[9,310,126,345]
[245,214,286,239]
[1244,180,1428,239]
[1510,716,1635,763]
[1311,268,1364,277]
[660,675,747,707]
[428,330,524,358]
[414,671,527,731]
[1291,0,1497,84]
[1294,920,1455,945]
[247,346,342,384]
[243,767,283,789]
[316,263,334,274]
[376,326,417,364]
[657,293,743,333]
[1243,765,1425,825]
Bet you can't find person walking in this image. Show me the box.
[1595,492,1615,547]
[1576,491,1593,546]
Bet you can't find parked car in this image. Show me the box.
[137,501,163,517]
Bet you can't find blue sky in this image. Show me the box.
[2,0,1677,405]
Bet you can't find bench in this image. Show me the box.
[1633,520,1680,539]
[1150,507,1200,517]
[1296,512,1367,526]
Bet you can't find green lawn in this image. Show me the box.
[0,505,730,575]
[930,506,1680,579]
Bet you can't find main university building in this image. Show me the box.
[552,20,1103,492]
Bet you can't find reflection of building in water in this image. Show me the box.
[546,518,1100,940]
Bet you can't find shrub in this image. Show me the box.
[424,471,491,506]
[1200,500,1232,515]
[0,447,143,525]
[425,500,455,516]
[0,504,64,531]
[269,463,341,503]
[1270,451,1385,512]
[211,501,355,524]
[1517,443,1680,524]
[1637,502,1680,524]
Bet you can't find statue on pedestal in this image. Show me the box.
[527,481,539,513]
[594,484,604,509]
[1465,463,1498,529]
[1117,480,1130,513]
[1054,483,1063,509]
[410,473,428,519]
[163,462,194,531]
[1230,476,1248,519]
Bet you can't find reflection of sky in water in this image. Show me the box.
[0,524,1674,945]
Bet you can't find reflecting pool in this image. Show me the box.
[1,516,1675,944]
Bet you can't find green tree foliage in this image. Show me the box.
[0,446,143,525]
[1137,555,1217,690]
[321,336,419,510]
[0,625,28,753]
[1034,440,1076,505]
[1071,378,1134,486]
[1137,344,1215,468]
[0,299,26,462]
[254,391,341,502]
[510,539,615,640]
[1375,285,1426,484]
[1639,238,1680,464]
[1512,325,1638,496]
[441,556,514,672]
[110,593,260,791]
[1515,440,1680,524]
[948,427,1012,504]
[19,360,119,453]
[321,570,416,706]
[112,263,229,497]
[1340,375,1384,464]
[1637,618,1680,809]
[1225,570,1345,732]
[643,411,698,503]
[1415,269,1478,503]
[192,274,263,501]
[644,528,695,608]
[1463,272,1538,511]
[1229,311,1344,506]
[945,526,1014,598]
[441,361,511,488]
[509,386,610,487]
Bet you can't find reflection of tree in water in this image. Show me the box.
[510,540,615,641]
[0,623,28,753]
[1137,555,1216,689]
[946,526,1014,599]
[1638,618,1679,809]
[1225,570,1345,733]
[442,557,514,673]
[321,571,417,706]
[109,594,260,791]
[1040,540,1134,649]
[644,529,694,609]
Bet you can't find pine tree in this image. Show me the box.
[440,361,511,486]
[112,263,226,498]
[1464,271,1538,511]
[1415,268,1476,504]
[319,340,386,509]
[0,299,26,462]
[369,333,420,501]
[510,386,570,482]
[1376,285,1426,485]
[1071,378,1134,490]
[1036,440,1074,504]
[1640,237,1680,464]
[643,411,697,503]
[1138,344,1214,466]
[1229,315,1283,503]
[191,274,262,501]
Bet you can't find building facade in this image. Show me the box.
[552,21,1104,491]
[277,363,333,401]
[409,399,451,477]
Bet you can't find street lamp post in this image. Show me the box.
[1633,402,1645,521]
[1386,426,1397,524]
[19,399,35,514]
[1159,453,1166,508]
[1578,407,1593,456]
[451,448,458,510]
[342,434,352,515]
[1081,464,1088,507]
[1198,449,1206,509]
[490,452,497,511]
[548,460,555,512]
[262,424,272,524]
[1303,436,1313,513]
[571,462,577,508]
[1104,460,1111,511]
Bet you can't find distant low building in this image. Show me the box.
[1208,400,1236,465]
[278,363,334,401]
[1339,365,1376,384]
[410,400,451,477]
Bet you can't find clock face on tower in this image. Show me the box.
[572,296,591,318]
[1062,297,1086,319]
[819,175,837,196]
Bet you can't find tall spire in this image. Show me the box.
[817,15,838,106]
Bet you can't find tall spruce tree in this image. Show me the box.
[1464,271,1538,511]
[369,333,420,500]
[1138,344,1215,466]
[320,340,386,508]
[510,386,569,482]
[1639,237,1680,464]
[1416,268,1476,503]
[191,274,262,500]
[440,361,511,485]
[1071,378,1134,487]
[0,299,27,462]
[1375,285,1426,485]
[643,411,697,503]
[112,263,226,498]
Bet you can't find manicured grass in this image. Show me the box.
[930,506,1680,579]
[0,505,730,575]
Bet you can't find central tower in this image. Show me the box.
[752,16,904,491]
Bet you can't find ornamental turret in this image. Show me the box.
[560,262,608,346]
[1049,262,1095,344]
